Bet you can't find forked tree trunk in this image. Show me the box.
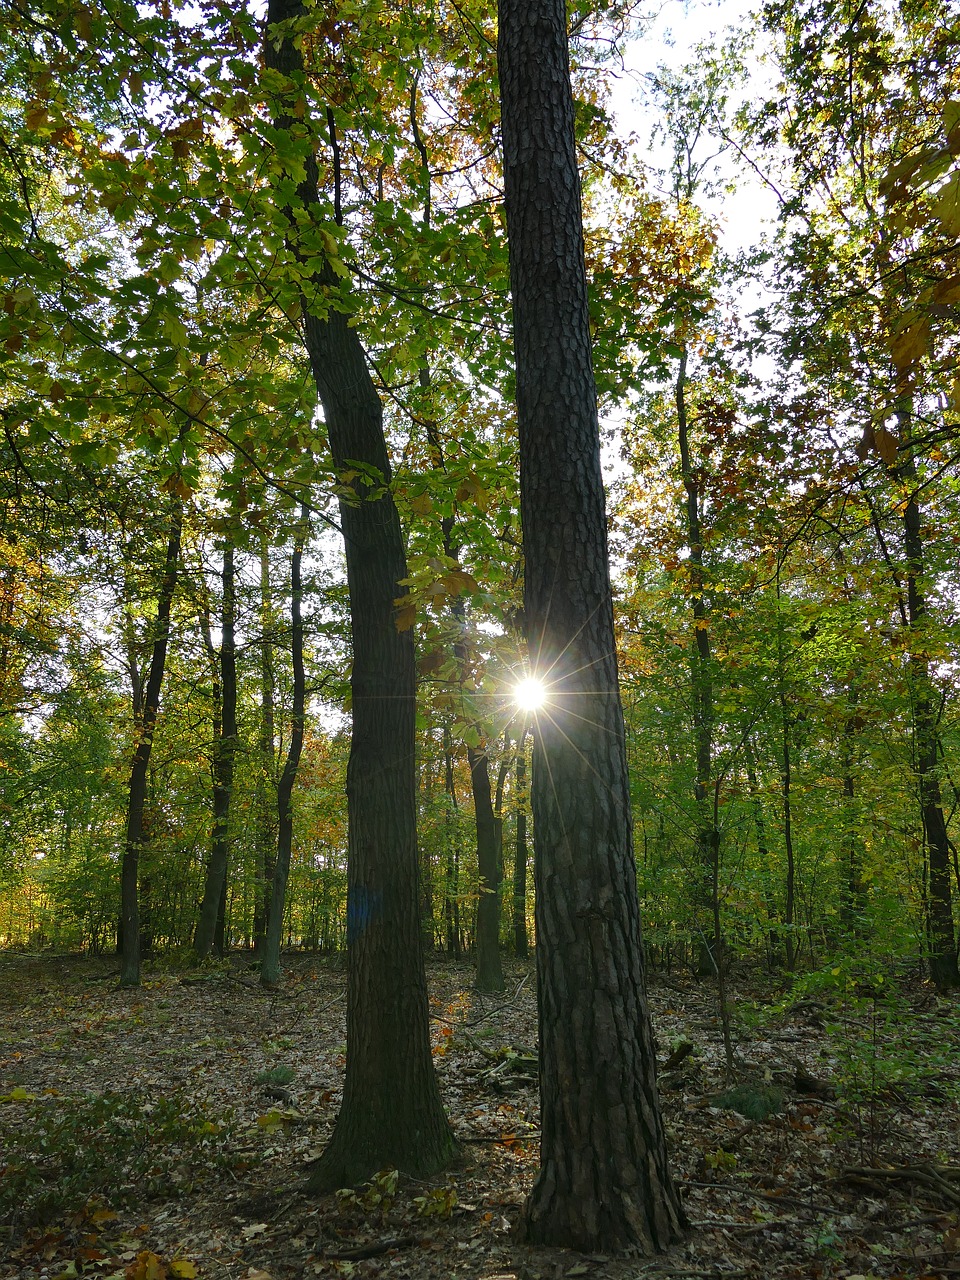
[497,0,685,1251]
[264,0,455,1184]
[119,508,181,988]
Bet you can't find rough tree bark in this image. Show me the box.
[497,0,686,1252]
[264,0,456,1182]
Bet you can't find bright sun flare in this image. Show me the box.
[514,677,547,712]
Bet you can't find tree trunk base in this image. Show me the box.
[516,1161,687,1254]
[307,1112,460,1192]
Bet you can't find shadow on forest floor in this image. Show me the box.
[1,951,959,1280]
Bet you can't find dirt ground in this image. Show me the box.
[1,952,959,1280]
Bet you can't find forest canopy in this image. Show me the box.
[1,0,959,994]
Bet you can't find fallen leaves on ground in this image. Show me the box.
[0,952,958,1280]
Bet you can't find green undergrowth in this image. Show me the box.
[746,957,960,1113]
[713,1083,785,1120]
[0,1088,241,1236]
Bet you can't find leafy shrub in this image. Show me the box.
[0,1088,239,1236]
[712,1083,784,1120]
[256,1064,295,1086]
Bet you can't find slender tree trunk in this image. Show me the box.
[839,683,866,934]
[195,540,238,959]
[513,724,529,957]
[676,347,719,978]
[443,726,461,957]
[774,572,797,971]
[469,739,504,992]
[902,488,959,987]
[498,0,685,1251]
[261,518,307,986]
[253,535,277,957]
[263,0,456,1183]
[861,411,958,988]
[745,737,781,968]
[119,509,181,988]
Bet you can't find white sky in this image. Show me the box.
[607,0,781,254]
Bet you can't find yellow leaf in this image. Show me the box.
[873,425,898,466]
[126,1251,167,1280]
[409,493,433,516]
[4,1087,34,1102]
[74,6,93,40]
[169,1262,198,1279]
[394,603,417,632]
[931,172,960,237]
[25,105,49,131]
[890,319,929,372]
[933,275,960,304]
[442,569,479,596]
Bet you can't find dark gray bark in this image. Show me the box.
[253,535,277,958]
[119,509,181,988]
[676,347,719,978]
[443,726,462,957]
[195,540,238,959]
[261,520,306,988]
[902,488,959,988]
[469,739,504,992]
[264,0,456,1183]
[512,724,529,957]
[497,0,686,1252]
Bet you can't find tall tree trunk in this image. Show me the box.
[195,540,238,959]
[676,346,719,977]
[902,486,959,987]
[839,682,866,934]
[497,0,685,1251]
[443,726,461,957]
[469,739,504,992]
[513,724,529,957]
[744,737,781,969]
[774,570,798,971]
[263,0,456,1184]
[260,518,307,986]
[119,508,181,988]
[861,413,958,988]
[253,535,277,957]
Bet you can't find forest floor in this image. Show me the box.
[2,953,960,1280]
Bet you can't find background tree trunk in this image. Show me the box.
[119,508,181,987]
[513,725,529,957]
[469,739,504,992]
[260,519,306,988]
[253,535,277,958]
[194,539,237,959]
[497,0,685,1251]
